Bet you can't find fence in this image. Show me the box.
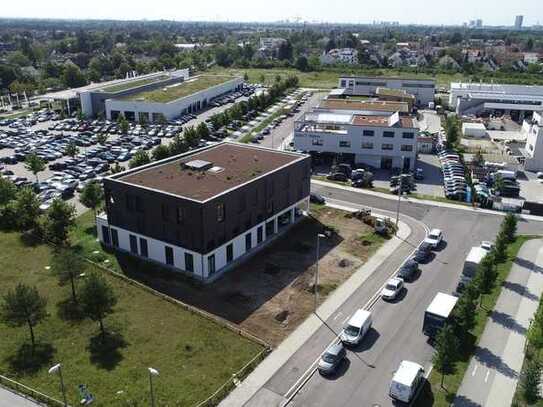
[0,374,65,406]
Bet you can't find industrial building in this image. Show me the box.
[449,82,543,119]
[337,76,435,106]
[96,143,311,282]
[521,111,543,171]
[293,109,418,171]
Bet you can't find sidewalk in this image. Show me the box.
[219,213,412,407]
[0,386,41,407]
[454,239,543,407]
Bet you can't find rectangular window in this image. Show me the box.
[165,246,174,266]
[245,233,252,252]
[362,130,374,137]
[129,234,138,254]
[339,140,351,148]
[185,253,194,272]
[312,138,323,146]
[139,238,148,257]
[101,226,110,245]
[217,203,225,223]
[208,255,216,275]
[401,145,414,152]
[382,143,394,151]
[176,207,184,224]
[226,243,234,263]
[257,226,263,244]
[361,142,374,149]
[340,80,347,87]
[111,228,119,247]
[383,131,395,138]
[402,132,414,139]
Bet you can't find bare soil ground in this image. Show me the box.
[124,207,387,346]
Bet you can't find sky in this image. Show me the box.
[1,0,541,26]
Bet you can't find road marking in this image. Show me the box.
[342,315,350,324]
[333,312,342,321]
[485,370,490,383]
[472,365,478,376]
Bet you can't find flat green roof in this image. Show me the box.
[119,75,235,103]
[100,75,170,93]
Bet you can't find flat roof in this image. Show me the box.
[352,114,415,128]
[320,99,410,113]
[115,143,306,202]
[426,292,458,318]
[392,361,424,386]
[118,75,235,103]
[99,75,170,93]
[340,75,435,83]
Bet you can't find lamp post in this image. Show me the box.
[48,363,67,406]
[315,233,326,313]
[148,367,159,407]
[395,156,405,230]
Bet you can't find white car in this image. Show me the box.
[424,229,443,249]
[381,277,404,301]
[481,241,494,251]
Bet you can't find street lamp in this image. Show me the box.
[315,233,326,313]
[48,363,67,406]
[148,367,159,407]
[395,156,405,230]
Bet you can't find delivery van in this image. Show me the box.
[389,360,425,403]
[340,309,372,346]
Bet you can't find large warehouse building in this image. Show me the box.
[96,143,311,282]
[450,82,543,119]
[337,76,435,107]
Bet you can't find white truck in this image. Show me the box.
[455,246,490,294]
[423,292,458,338]
[389,360,425,403]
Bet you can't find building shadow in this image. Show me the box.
[87,331,127,371]
[474,346,518,378]
[489,310,527,335]
[6,342,56,375]
[502,280,539,301]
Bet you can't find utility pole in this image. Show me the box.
[314,233,326,313]
[395,156,405,230]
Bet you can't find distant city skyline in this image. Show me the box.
[0,0,541,27]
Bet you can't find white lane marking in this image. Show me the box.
[485,370,490,383]
[472,365,478,376]
[333,312,343,321]
[342,315,350,324]
[424,365,433,378]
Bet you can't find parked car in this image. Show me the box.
[381,278,404,301]
[318,342,346,375]
[397,259,419,281]
[424,229,443,249]
[310,193,325,204]
[413,245,432,262]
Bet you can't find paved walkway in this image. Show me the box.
[219,210,412,407]
[0,386,41,406]
[454,239,543,407]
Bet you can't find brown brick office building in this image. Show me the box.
[96,142,311,282]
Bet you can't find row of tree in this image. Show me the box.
[432,213,518,387]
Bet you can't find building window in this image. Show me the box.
[111,228,119,247]
[361,142,374,149]
[245,233,252,252]
[339,140,351,148]
[340,80,346,87]
[312,138,323,146]
[257,226,263,244]
[402,132,414,139]
[217,203,225,223]
[383,131,395,138]
[176,207,184,224]
[129,234,138,254]
[165,246,174,266]
[185,253,194,272]
[139,238,148,258]
[101,226,110,245]
[362,130,374,137]
[382,143,394,151]
[226,243,234,263]
[208,255,216,276]
[401,145,414,152]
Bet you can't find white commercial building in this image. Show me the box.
[449,82,543,118]
[462,122,487,138]
[294,109,418,171]
[521,111,543,171]
[338,76,435,107]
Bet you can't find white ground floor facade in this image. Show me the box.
[96,197,309,282]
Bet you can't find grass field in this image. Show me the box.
[121,75,235,103]
[417,235,539,407]
[0,215,263,406]
[101,75,169,93]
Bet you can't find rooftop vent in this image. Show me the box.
[208,166,224,174]
[183,160,213,171]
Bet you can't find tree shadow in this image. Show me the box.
[19,230,42,247]
[489,310,527,335]
[87,331,127,371]
[84,225,97,237]
[514,257,543,274]
[56,298,85,322]
[6,342,56,375]
[502,280,538,301]
[450,394,482,407]
[410,379,434,407]
[474,346,518,378]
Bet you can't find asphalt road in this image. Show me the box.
[247,182,542,407]
[0,386,40,406]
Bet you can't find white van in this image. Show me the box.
[389,360,425,403]
[340,309,372,346]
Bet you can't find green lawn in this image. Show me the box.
[121,75,235,103]
[0,214,263,406]
[417,235,539,407]
[100,75,169,93]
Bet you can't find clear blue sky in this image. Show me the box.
[1,0,540,26]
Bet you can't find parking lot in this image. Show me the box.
[0,85,259,213]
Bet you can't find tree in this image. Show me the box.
[117,114,129,134]
[196,122,210,140]
[51,249,85,304]
[96,133,108,145]
[528,304,543,349]
[259,74,266,85]
[494,174,505,195]
[62,63,86,88]
[14,187,41,232]
[521,358,541,404]
[80,273,117,340]
[501,213,517,244]
[453,283,478,344]
[184,126,200,147]
[25,153,46,183]
[80,181,104,219]
[243,72,249,81]
[432,323,459,388]
[493,231,508,263]
[295,55,310,72]
[168,135,189,156]
[64,141,79,158]
[473,149,484,166]
[110,163,124,174]
[152,144,170,161]
[475,254,498,307]
[444,116,460,148]
[1,284,47,350]
[0,177,17,206]
[43,199,76,246]
[129,150,151,169]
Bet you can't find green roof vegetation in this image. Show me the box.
[100,75,170,93]
[120,75,235,103]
